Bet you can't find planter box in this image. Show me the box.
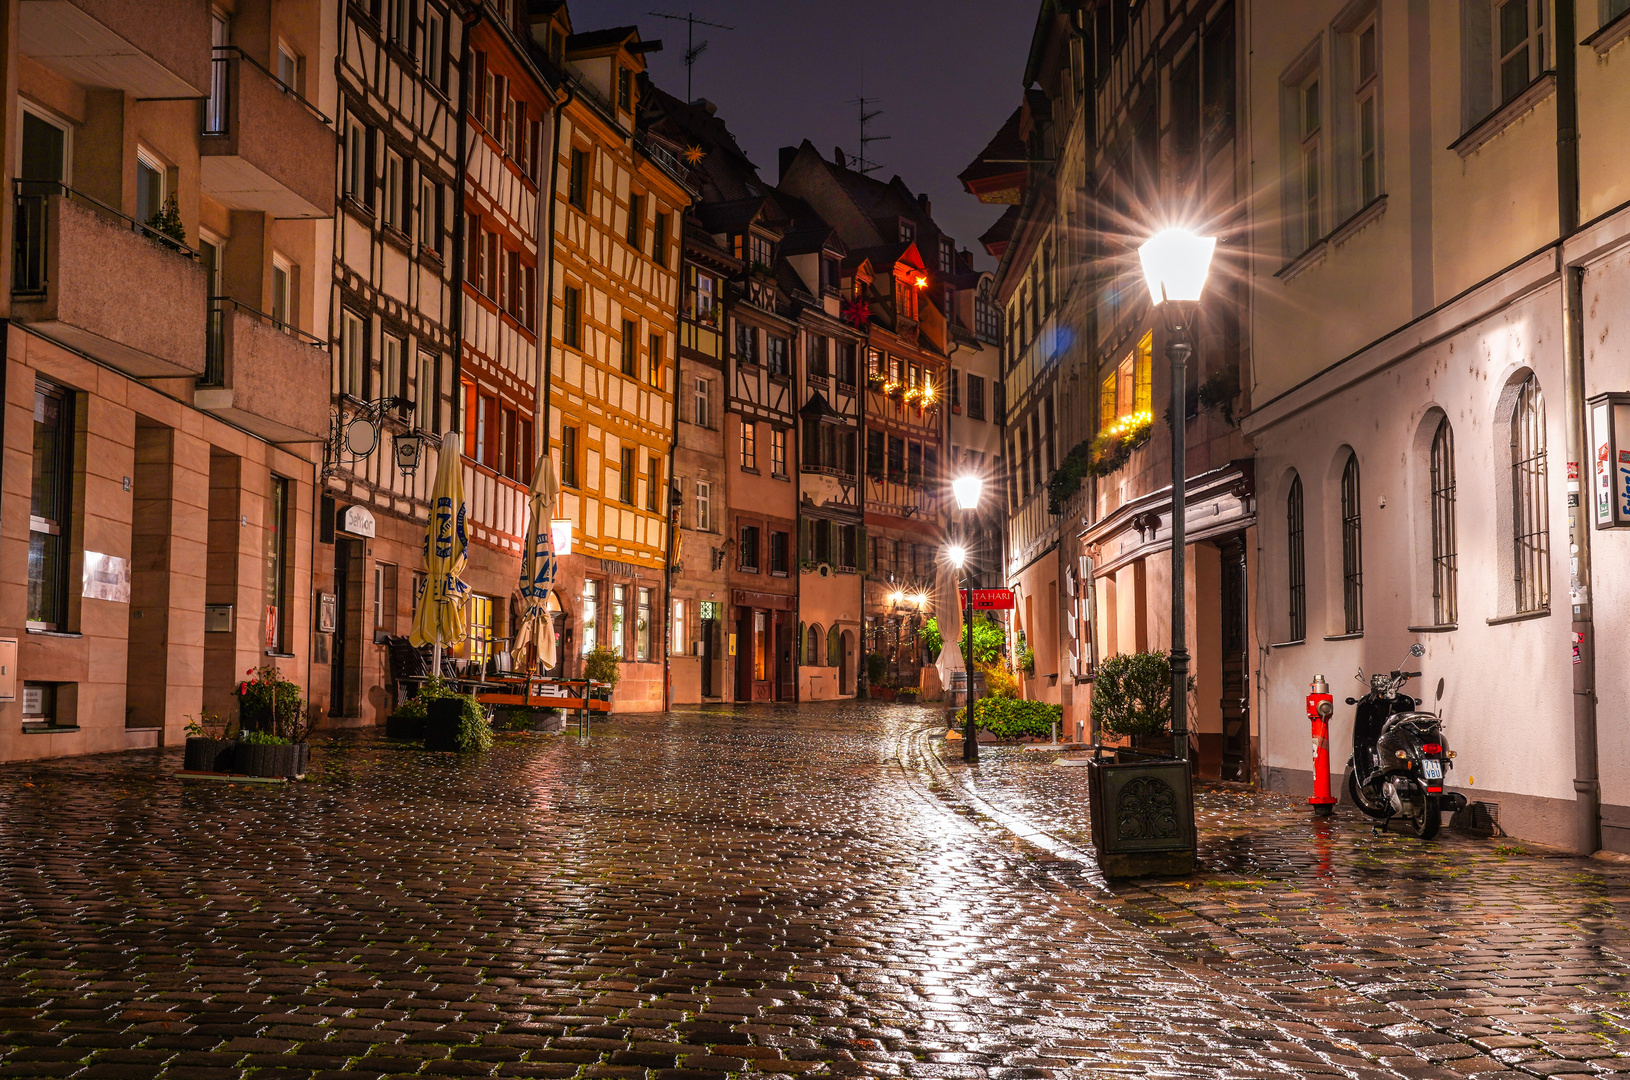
[1086,755,1196,878]
[423,698,462,752]
[868,687,897,701]
[385,713,425,739]
[183,737,235,772]
[235,741,304,778]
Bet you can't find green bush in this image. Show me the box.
[1017,644,1036,676]
[238,729,290,746]
[917,618,943,661]
[583,646,622,689]
[866,652,888,685]
[398,679,492,753]
[955,696,1062,739]
[1093,651,1179,738]
[896,686,920,702]
[981,663,1018,700]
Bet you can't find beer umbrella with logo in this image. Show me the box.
[511,451,559,671]
[409,438,470,675]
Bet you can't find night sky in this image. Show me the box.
[586,0,1038,267]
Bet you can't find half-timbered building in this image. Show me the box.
[457,5,552,674]
[537,10,690,711]
[322,0,464,723]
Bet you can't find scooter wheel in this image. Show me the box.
[1346,769,1390,819]
[1414,794,1441,840]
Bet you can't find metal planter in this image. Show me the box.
[1086,754,1197,878]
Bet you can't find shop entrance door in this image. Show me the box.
[1219,533,1251,781]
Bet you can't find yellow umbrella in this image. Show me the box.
[511,451,559,671]
[409,438,470,674]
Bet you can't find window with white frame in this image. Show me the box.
[345,118,367,203]
[136,151,165,227]
[415,352,436,431]
[1495,0,1546,107]
[384,150,404,231]
[424,8,446,92]
[693,377,711,428]
[740,421,757,470]
[276,41,302,93]
[271,256,292,330]
[1354,17,1380,206]
[1430,416,1457,626]
[1296,74,1321,250]
[695,479,712,532]
[341,309,366,398]
[386,0,409,47]
[382,333,405,414]
[1511,374,1550,614]
[419,177,438,250]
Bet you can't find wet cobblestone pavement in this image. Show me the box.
[0,704,1622,1078]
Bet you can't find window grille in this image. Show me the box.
[1341,453,1363,634]
[1430,417,1457,625]
[1287,475,1306,642]
[1511,374,1550,613]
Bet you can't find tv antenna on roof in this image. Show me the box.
[648,11,734,102]
[851,58,889,175]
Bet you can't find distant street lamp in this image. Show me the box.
[951,474,984,764]
[1137,228,1216,762]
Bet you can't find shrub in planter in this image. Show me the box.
[416,680,492,753]
[235,729,300,778]
[980,663,1019,700]
[1092,651,1193,739]
[866,652,888,686]
[895,686,921,703]
[917,619,942,663]
[236,666,304,735]
[954,697,1062,739]
[583,646,622,701]
[182,709,237,772]
[387,694,429,739]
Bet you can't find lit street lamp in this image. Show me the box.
[1137,228,1216,763]
[951,474,983,764]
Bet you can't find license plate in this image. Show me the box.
[1422,759,1443,779]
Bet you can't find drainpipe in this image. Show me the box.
[662,204,685,711]
[1555,0,1599,856]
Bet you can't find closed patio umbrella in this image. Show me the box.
[409,438,470,676]
[511,451,559,672]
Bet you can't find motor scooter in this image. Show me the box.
[1344,643,1467,838]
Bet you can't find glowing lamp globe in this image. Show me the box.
[1138,229,1216,305]
[947,544,967,568]
[952,474,983,510]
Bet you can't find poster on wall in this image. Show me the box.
[81,552,130,602]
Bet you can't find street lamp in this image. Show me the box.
[1138,228,1216,763]
[951,474,983,763]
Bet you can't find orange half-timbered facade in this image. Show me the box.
[540,12,690,711]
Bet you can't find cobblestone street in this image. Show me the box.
[0,703,1623,1079]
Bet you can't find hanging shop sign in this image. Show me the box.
[339,505,377,538]
[958,587,1016,610]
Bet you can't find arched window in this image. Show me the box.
[1430,417,1457,625]
[1287,475,1306,642]
[1341,453,1363,634]
[1511,374,1549,613]
[806,625,823,666]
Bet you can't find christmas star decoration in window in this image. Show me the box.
[684,144,706,165]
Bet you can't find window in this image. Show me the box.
[415,353,437,431]
[418,180,438,252]
[899,220,915,243]
[887,435,905,482]
[568,148,588,208]
[694,378,712,427]
[736,322,758,365]
[621,320,638,376]
[382,333,405,414]
[136,152,164,227]
[385,0,409,46]
[770,531,789,575]
[498,405,516,478]
[967,374,987,421]
[619,447,635,504]
[647,454,661,512]
[28,380,73,630]
[636,587,652,661]
[750,233,774,267]
[652,211,668,266]
[838,342,857,386]
[1287,475,1306,642]
[950,368,961,410]
[1512,374,1550,613]
[648,334,662,388]
[1423,416,1459,626]
[346,118,367,202]
[771,428,786,477]
[1341,452,1364,634]
[467,594,494,670]
[1610,0,1630,23]
[908,442,923,487]
[423,9,445,92]
[1496,0,1546,106]
[610,585,625,658]
[341,309,366,398]
[741,421,757,470]
[563,285,581,348]
[562,425,579,488]
[271,257,293,331]
[617,66,633,111]
[384,150,404,230]
[581,580,598,654]
[476,392,495,467]
[767,336,789,377]
[626,193,642,250]
[374,562,398,634]
[809,335,829,377]
[1355,19,1380,206]
[867,429,885,479]
[695,479,713,531]
[672,599,687,655]
[264,477,290,652]
[1297,75,1321,251]
[207,11,229,134]
[505,249,521,315]
[696,273,715,320]
[739,525,760,571]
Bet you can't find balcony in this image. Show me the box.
[201,48,335,219]
[12,182,207,378]
[19,0,209,97]
[194,298,329,443]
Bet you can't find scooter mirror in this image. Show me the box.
[1436,677,1445,703]
[1409,643,1426,657]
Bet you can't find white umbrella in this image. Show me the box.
[512,450,559,671]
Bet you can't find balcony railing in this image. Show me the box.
[13,179,198,297]
[204,295,324,386]
[204,46,330,136]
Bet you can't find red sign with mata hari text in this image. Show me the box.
[959,588,1016,610]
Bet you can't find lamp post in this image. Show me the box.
[951,474,983,763]
[1137,229,1216,763]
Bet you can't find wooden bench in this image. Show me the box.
[475,677,611,714]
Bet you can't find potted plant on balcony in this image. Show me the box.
[182,709,237,773]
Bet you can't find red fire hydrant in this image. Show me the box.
[1307,674,1337,817]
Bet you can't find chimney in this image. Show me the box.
[917,193,931,217]
[692,98,718,116]
[779,145,798,181]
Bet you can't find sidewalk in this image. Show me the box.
[930,734,1630,1078]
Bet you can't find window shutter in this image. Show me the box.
[799,517,811,563]
[857,525,869,572]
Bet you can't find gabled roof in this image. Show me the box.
[850,241,924,276]
[979,205,1020,258]
[566,26,662,54]
[959,106,1028,205]
[697,195,787,238]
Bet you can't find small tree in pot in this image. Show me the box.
[1091,651,1195,751]
[583,646,622,702]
